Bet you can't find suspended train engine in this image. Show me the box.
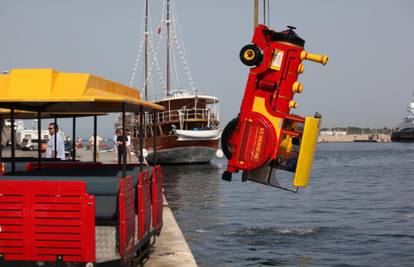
[221,24,328,191]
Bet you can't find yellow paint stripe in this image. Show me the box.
[252,96,282,138]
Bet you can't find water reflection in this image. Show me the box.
[163,162,222,213]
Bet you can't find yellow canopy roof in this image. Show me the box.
[0,69,164,113]
[0,108,106,119]
[0,108,35,119]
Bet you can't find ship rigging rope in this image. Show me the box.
[146,0,196,96]
[129,4,147,87]
[140,0,171,97]
[140,0,168,96]
[143,32,167,95]
[130,0,199,97]
[129,0,168,94]
[171,32,181,91]
[170,0,197,92]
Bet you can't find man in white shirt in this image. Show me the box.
[46,123,65,160]
[113,129,119,161]
[126,132,132,162]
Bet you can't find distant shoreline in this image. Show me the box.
[318,134,391,143]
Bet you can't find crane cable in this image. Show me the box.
[267,0,270,26]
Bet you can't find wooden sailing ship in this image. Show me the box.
[119,0,221,164]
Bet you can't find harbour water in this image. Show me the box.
[163,143,414,267]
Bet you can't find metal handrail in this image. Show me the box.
[144,108,218,124]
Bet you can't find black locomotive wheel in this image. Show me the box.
[221,117,239,160]
[239,44,262,66]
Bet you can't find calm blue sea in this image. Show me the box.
[162,142,414,267]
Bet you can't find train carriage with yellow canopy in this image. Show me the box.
[0,68,165,267]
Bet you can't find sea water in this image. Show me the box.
[162,142,414,267]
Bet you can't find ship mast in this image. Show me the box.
[144,0,149,100]
[166,0,171,96]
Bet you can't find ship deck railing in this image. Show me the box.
[142,108,219,124]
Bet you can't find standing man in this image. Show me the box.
[126,131,132,162]
[117,129,126,164]
[46,123,65,160]
[113,129,119,162]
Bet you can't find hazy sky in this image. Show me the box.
[1,0,413,137]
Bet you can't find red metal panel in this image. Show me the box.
[137,170,151,240]
[152,166,164,235]
[0,180,95,263]
[25,162,103,171]
[118,175,136,258]
[25,162,140,171]
[237,114,276,170]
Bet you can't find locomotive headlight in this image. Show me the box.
[298,63,305,74]
[289,101,298,109]
[292,82,303,93]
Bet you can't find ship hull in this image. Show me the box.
[391,129,414,142]
[144,135,219,164]
[146,145,218,164]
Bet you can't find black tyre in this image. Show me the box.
[221,117,239,160]
[241,171,248,182]
[239,44,262,66]
[222,171,232,182]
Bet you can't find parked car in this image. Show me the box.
[21,138,48,152]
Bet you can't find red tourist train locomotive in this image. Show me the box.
[221,25,328,191]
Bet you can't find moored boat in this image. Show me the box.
[144,91,221,164]
[123,0,222,164]
[391,93,414,142]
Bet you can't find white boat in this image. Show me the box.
[175,129,222,141]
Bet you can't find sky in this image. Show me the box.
[0,0,413,137]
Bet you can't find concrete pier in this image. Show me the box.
[145,196,198,267]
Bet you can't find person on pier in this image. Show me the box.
[46,122,65,160]
[117,129,127,164]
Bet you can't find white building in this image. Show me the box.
[320,130,347,136]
